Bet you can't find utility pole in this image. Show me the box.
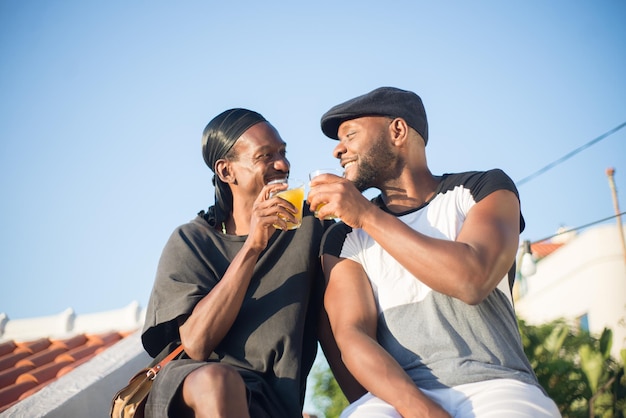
[606,167,626,265]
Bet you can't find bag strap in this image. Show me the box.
[146,345,184,380]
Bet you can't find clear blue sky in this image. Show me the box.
[1,1,625,322]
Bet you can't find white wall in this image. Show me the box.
[514,224,626,359]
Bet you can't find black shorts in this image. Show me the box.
[144,359,284,418]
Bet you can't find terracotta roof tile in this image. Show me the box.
[0,380,38,410]
[0,331,134,413]
[0,365,34,388]
[17,358,74,385]
[0,342,17,357]
[51,334,88,350]
[0,302,146,413]
[16,338,51,353]
[0,350,39,371]
[56,352,95,378]
[530,242,565,259]
[15,346,67,369]
[56,343,101,363]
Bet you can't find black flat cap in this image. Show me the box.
[320,87,428,145]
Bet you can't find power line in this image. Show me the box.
[516,121,626,186]
[531,211,626,244]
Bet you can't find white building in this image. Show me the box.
[514,223,626,359]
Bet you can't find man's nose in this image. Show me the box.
[274,154,290,171]
[333,142,346,160]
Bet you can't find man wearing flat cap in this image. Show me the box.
[308,87,560,417]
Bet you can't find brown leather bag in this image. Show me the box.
[110,344,184,418]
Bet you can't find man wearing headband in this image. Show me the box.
[308,87,560,417]
[141,109,362,417]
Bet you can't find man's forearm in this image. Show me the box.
[338,330,445,417]
[179,243,261,359]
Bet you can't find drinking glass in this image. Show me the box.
[270,179,305,230]
[309,168,343,219]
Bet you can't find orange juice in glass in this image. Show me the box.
[308,168,343,219]
[272,180,305,230]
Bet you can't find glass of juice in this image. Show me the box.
[271,179,305,230]
[308,168,343,219]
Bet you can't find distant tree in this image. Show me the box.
[518,318,625,417]
[310,361,349,418]
[518,318,588,415]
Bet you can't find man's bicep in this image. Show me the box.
[322,254,378,340]
[459,189,521,283]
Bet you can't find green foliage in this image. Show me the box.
[518,319,587,415]
[310,362,349,418]
[617,349,626,417]
[518,318,625,417]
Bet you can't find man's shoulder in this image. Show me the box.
[162,213,217,249]
[438,169,517,199]
[325,220,353,236]
[169,213,211,234]
[440,168,510,185]
[321,221,353,256]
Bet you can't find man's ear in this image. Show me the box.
[389,118,409,146]
[215,159,235,183]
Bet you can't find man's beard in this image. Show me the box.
[352,137,397,192]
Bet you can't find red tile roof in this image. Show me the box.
[0,330,136,413]
[530,241,565,259]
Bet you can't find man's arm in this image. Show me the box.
[317,307,366,403]
[323,254,451,418]
[179,183,297,360]
[358,190,521,304]
[310,174,520,304]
